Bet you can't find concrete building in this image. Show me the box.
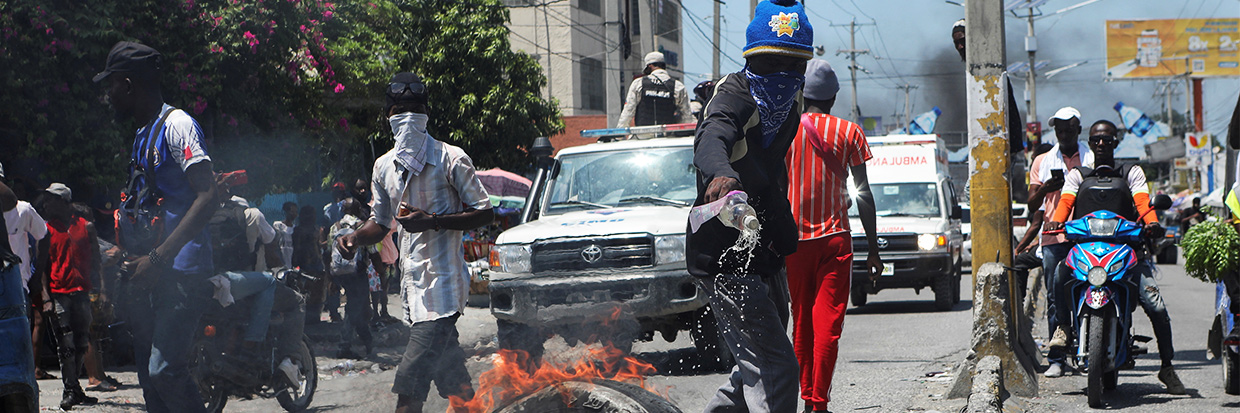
[505,0,684,151]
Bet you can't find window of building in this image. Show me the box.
[579,57,605,111]
[656,1,679,42]
[578,0,600,16]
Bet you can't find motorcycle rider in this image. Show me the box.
[1046,119,1186,395]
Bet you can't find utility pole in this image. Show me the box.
[1024,8,1038,137]
[750,0,757,19]
[712,0,721,79]
[896,84,918,129]
[834,19,873,124]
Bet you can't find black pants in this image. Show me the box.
[336,272,372,350]
[51,292,91,393]
[391,314,473,402]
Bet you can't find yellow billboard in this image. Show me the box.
[1105,18,1240,79]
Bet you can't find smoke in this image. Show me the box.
[915,47,968,149]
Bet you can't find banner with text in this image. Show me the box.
[1105,18,1240,79]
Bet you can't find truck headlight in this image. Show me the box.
[489,244,532,273]
[918,233,946,251]
[654,235,686,265]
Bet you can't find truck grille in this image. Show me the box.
[530,236,654,272]
[853,234,918,253]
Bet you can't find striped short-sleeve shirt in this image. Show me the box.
[785,113,872,241]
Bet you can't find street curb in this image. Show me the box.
[967,355,1003,413]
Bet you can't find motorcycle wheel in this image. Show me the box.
[277,337,318,412]
[1086,308,1108,409]
[190,343,229,413]
[1224,342,1240,395]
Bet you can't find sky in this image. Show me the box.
[677,0,1240,146]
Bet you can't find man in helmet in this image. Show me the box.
[617,51,694,127]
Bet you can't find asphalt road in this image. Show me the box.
[33,258,1240,412]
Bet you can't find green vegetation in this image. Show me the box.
[1181,218,1240,283]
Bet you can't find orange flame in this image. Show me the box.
[449,345,665,413]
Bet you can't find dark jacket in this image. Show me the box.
[686,72,803,277]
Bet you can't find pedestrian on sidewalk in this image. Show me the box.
[96,41,220,413]
[328,198,383,359]
[1027,107,1092,378]
[0,178,38,412]
[293,205,326,325]
[69,203,121,393]
[784,59,882,413]
[272,201,298,269]
[1,163,51,381]
[338,71,493,413]
[685,1,814,411]
[1045,119,1184,394]
[617,51,695,127]
[35,183,102,409]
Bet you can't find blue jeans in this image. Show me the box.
[130,270,211,413]
[1133,262,1174,363]
[220,271,276,343]
[0,263,37,409]
[1042,243,1072,364]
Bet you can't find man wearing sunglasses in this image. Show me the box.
[1046,120,1185,395]
[338,72,493,413]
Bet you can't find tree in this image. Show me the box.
[0,0,560,202]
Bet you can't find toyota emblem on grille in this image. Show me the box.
[876,238,889,249]
[581,245,603,263]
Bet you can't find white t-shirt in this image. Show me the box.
[272,220,295,269]
[4,201,48,290]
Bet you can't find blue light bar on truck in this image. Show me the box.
[581,123,697,139]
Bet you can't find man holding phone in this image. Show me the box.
[1027,107,1093,378]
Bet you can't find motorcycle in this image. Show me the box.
[1210,281,1240,395]
[1059,195,1170,408]
[190,267,319,412]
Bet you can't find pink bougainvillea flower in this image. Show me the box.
[338,117,349,130]
[323,10,333,19]
[333,83,345,93]
[191,98,208,115]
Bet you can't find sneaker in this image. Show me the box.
[1158,365,1187,395]
[59,390,97,410]
[278,357,302,392]
[1048,326,1070,348]
[72,390,98,405]
[1044,362,1066,378]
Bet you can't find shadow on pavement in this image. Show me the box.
[633,347,731,377]
[1060,382,1189,409]
[846,299,973,315]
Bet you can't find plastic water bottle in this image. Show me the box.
[904,106,942,135]
[1114,101,1154,138]
[718,193,759,232]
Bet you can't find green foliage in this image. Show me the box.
[0,0,560,200]
[1181,219,1240,283]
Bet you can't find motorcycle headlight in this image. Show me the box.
[1107,259,1124,275]
[1087,218,1120,237]
[918,233,946,251]
[654,235,686,265]
[489,244,532,273]
[1087,266,1108,287]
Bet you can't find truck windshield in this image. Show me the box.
[849,183,941,217]
[544,147,696,216]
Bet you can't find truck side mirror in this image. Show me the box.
[951,204,963,220]
[1151,194,1173,211]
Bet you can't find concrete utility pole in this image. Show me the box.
[712,0,721,79]
[1024,8,1038,130]
[834,20,873,124]
[750,0,757,19]
[897,84,918,130]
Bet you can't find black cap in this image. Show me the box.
[385,72,428,114]
[93,41,162,83]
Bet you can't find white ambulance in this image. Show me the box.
[848,135,965,311]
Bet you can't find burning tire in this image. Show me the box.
[493,379,681,413]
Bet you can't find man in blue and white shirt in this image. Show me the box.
[339,72,492,413]
[96,41,219,413]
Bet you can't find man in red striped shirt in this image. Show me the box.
[784,59,882,413]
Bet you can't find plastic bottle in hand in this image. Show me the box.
[718,192,759,232]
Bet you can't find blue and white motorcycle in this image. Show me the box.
[1060,195,1170,408]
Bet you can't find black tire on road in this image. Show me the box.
[1156,245,1178,264]
[933,275,954,311]
[1224,343,1240,395]
[191,343,228,413]
[1086,309,1108,408]
[277,337,318,412]
[850,284,867,307]
[690,306,735,371]
[494,379,681,413]
[951,266,962,305]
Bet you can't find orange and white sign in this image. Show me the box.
[1106,18,1240,79]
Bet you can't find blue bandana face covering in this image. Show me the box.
[744,66,804,148]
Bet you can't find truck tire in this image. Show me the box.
[951,266,962,305]
[850,284,867,307]
[933,275,953,311]
[494,379,681,413]
[1225,341,1240,395]
[1086,308,1109,408]
[690,306,734,371]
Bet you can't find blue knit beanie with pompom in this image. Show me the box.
[742,0,814,60]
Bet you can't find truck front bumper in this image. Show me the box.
[852,252,954,291]
[489,268,708,326]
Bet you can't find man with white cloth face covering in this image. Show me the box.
[338,71,493,413]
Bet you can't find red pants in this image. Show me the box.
[785,233,852,411]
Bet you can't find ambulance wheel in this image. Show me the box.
[934,275,954,311]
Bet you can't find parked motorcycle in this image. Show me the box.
[1209,281,1240,395]
[1059,195,1170,408]
[190,268,318,412]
